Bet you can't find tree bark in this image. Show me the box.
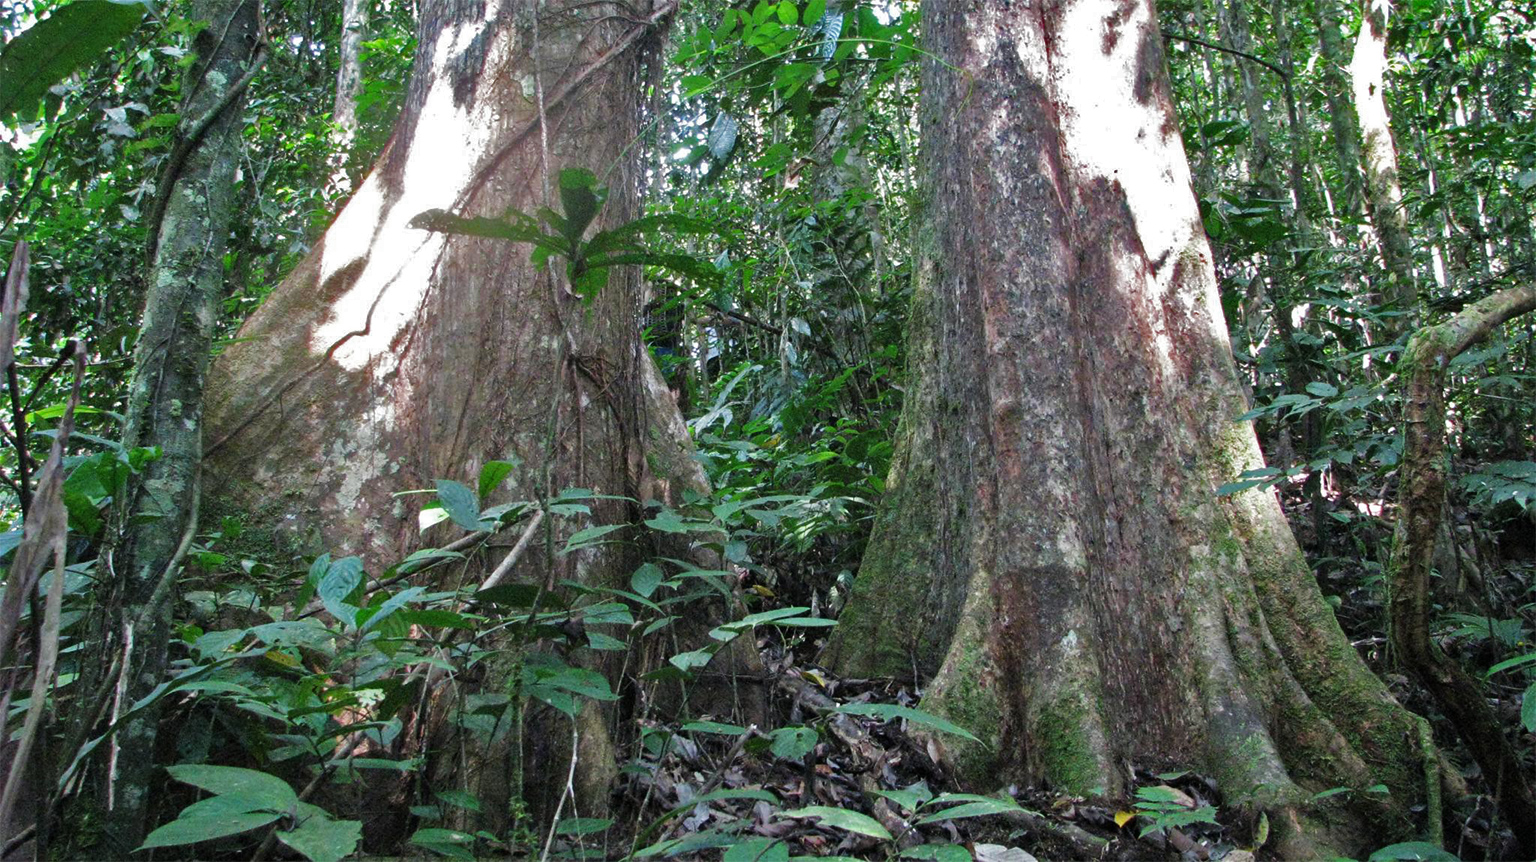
[327,0,368,197]
[72,2,263,853]
[202,0,724,828]
[1312,0,1365,215]
[827,0,1433,853]
[1351,0,1417,326]
[1392,284,1536,859]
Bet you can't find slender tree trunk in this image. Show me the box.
[202,0,734,828]
[828,0,1434,853]
[78,1,262,853]
[1351,0,1417,326]
[1312,0,1365,215]
[1392,285,1536,859]
[327,0,368,197]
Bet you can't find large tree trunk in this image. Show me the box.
[77,2,262,853]
[202,0,711,827]
[827,0,1434,853]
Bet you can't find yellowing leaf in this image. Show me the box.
[1114,810,1136,828]
[750,585,776,598]
[263,649,299,668]
[800,669,827,687]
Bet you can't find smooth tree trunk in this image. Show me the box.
[1351,0,1417,325]
[76,2,262,853]
[827,0,1434,853]
[202,0,714,826]
[327,0,368,196]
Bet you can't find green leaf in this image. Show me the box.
[669,646,718,671]
[804,0,827,26]
[318,556,365,627]
[707,112,739,161]
[0,0,149,122]
[1367,842,1460,861]
[770,726,817,760]
[563,523,629,552]
[399,609,477,629]
[631,562,664,598]
[834,702,981,744]
[780,806,891,839]
[1522,682,1536,733]
[558,167,606,245]
[473,583,543,607]
[726,837,790,862]
[278,814,362,862]
[410,827,476,861]
[477,460,518,498]
[435,480,482,531]
[1305,381,1339,398]
[139,812,282,850]
[682,720,748,735]
[165,764,297,812]
[436,789,482,812]
[1486,652,1536,676]
[358,587,425,634]
[900,845,973,862]
[555,817,613,836]
[914,797,1021,824]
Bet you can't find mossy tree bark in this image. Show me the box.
[827,0,1433,853]
[1392,284,1536,858]
[77,2,262,853]
[202,0,723,829]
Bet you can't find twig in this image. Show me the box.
[538,718,582,862]
[478,509,547,592]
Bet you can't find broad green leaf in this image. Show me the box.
[0,0,149,122]
[399,609,477,629]
[834,702,981,744]
[165,764,297,812]
[555,816,613,836]
[1522,681,1536,732]
[707,112,739,160]
[770,725,817,760]
[1486,652,1536,676]
[436,789,481,812]
[681,720,747,735]
[477,460,517,498]
[410,827,476,861]
[1367,842,1460,861]
[435,480,482,531]
[358,587,425,634]
[318,556,365,626]
[915,797,1021,824]
[138,812,281,850]
[726,837,790,862]
[558,167,606,244]
[278,814,362,862]
[563,523,628,552]
[781,806,891,839]
[474,583,543,607]
[669,647,717,670]
[901,845,973,862]
[631,562,664,598]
